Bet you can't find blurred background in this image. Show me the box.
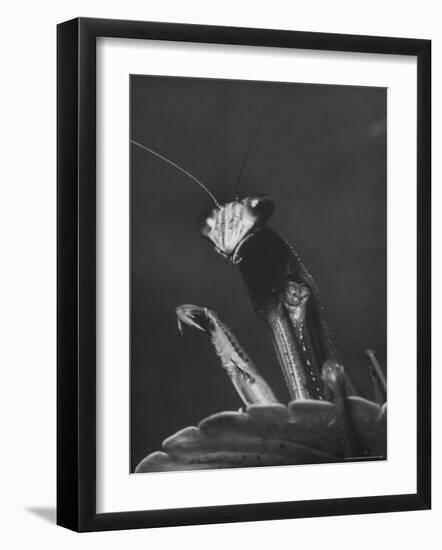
[130,75,386,472]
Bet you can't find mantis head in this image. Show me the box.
[197,195,274,264]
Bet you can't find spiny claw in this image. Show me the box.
[175,305,212,334]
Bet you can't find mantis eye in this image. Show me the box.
[196,211,216,238]
[245,194,274,223]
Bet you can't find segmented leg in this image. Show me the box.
[321,360,361,458]
[176,305,279,406]
[280,280,324,400]
[365,349,387,404]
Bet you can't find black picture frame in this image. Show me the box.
[57,17,431,532]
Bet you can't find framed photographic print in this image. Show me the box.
[57,17,431,532]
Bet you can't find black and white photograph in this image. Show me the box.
[0,0,435,544]
[130,75,387,474]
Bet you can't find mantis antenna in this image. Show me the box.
[130,139,221,208]
[233,95,280,200]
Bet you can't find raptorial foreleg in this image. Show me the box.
[176,304,279,406]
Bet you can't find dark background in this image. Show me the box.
[130,75,386,472]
